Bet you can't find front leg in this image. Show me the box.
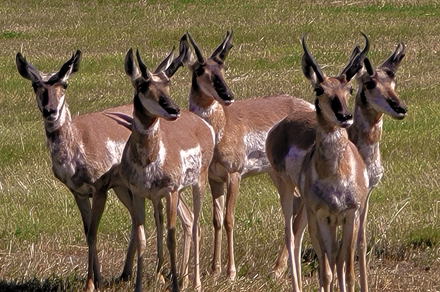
[357,194,371,292]
[82,189,107,292]
[278,187,301,292]
[209,177,225,277]
[152,198,165,284]
[166,190,180,292]
[73,194,101,291]
[133,195,146,292]
[191,174,207,291]
[177,196,193,290]
[113,186,136,283]
[225,172,241,281]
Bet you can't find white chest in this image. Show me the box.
[179,145,202,187]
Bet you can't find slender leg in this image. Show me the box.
[224,172,241,281]
[308,209,337,292]
[191,171,207,291]
[177,196,193,290]
[209,177,225,276]
[269,172,289,279]
[166,190,179,292]
[113,186,136,283]
[358,193,371,292]
[337,210,359,292]
[293,203,308,290]
[152,198,165,283]
[77,193,104,292]
[133,195,146,292]
[279,187,301,291]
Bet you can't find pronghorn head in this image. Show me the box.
[182,30,234,106]
[356,42,407,120]
[301,34,368,129]
[124,37,187,121]
[15,50,81,127]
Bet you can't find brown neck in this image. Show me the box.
[131,95,162,166]
[188,84,226,143]
[349,88,383,157]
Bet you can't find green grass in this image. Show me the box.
[1,0,440,291]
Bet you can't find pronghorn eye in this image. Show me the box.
[195,66,205,77]
[384,69,395,78]
[365,80,376,90]
[138,83,149,93]
[31,82,41,92]
[314,86,324,96]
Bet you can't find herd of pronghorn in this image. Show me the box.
[15,30,407,292]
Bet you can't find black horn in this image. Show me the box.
[340,32,370,81]
[210,29,234,61]
[378,42,406,74]
[301,34,324,83]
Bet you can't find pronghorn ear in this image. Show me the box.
[124,48,141,80]
[300,34,324,87]
[135,49,149,79]
[154,46,175,74]
[180,33,194,68]
[15,52,41,83]
[378,42,405,75]
[187,31,205,64]
[210,29,234,61]
[58,50,82,81]
[164,33,189,78]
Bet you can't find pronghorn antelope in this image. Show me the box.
[87,41,215,292]
[181,30,315,280]
[270,37,407,292]
[15,51,136,287]
[347,41,407,292]
[266,35,369,291]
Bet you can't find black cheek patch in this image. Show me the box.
[159,95,179,116]
[212,74,232,101]
[41,89,49,106]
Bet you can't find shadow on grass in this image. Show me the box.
[0,275,83,292]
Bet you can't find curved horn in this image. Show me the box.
[340,32,370,81]
[210,29,234,60]
[301,34,324,83]
[187,31,205,64]
[378,42,406,73]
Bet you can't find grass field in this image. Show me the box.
[1,0,440,291]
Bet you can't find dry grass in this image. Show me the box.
[1,0,440,291]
